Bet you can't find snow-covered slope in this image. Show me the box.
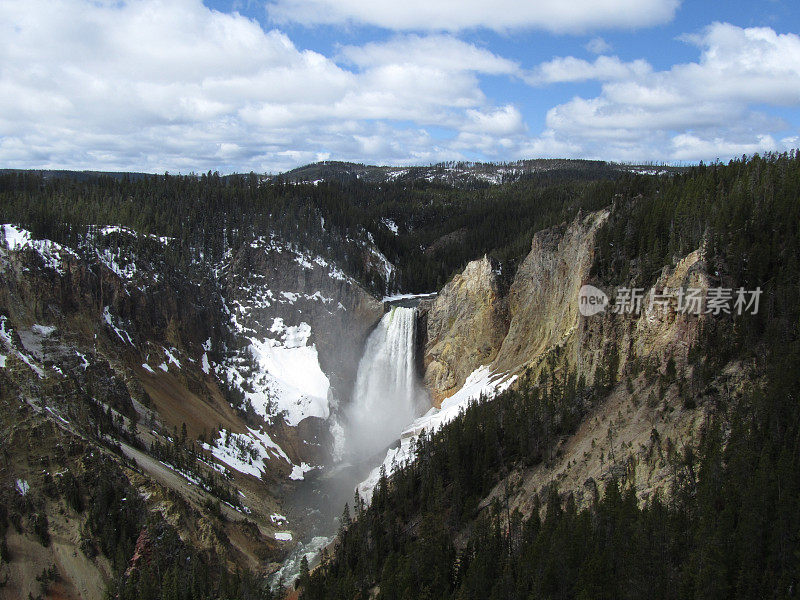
[2,224,78,274]
[219,319,331,427]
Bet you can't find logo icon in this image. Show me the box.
[578,284,608,317]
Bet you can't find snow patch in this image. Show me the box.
[204,427,292,478]
[2,224,77,274]
[223,319,331,427]
[270,513,288,524]
[289,462,314,481]
[46,406,69,424]
[3,225,30,250]
[381,218,399,234]
[32,324,56,336]
[18,352,44,378]
[403,365,517,439]
[274,532,293,541]
[367,243,395,290]
[75,351,89,370]
[16,479,29,496]
[100,225,172,245]
[103,306,134,345]
[96,247,137,280]
[386,169,408,181]
[0,316,12,346]
[0,317,44,376]
[163,347,181,369]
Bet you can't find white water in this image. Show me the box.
[270,536,331,591]
[270,306,427,591]
[344,306,426,461]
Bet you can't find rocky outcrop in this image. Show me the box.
[419,256,508,404]
[419,211,608,404]
[493,210,608,377]
[421,208,708,392]
[483,243,719,515]
[420,209,715,513]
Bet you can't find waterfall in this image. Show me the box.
[271,306,426,592]
[344,306,425,460]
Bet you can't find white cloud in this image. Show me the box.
[0,0,522,171]
[586,37,612,54]
[670,133,780,162]
[462,106,525,136]
[1,2,797,172]
[526,23,800,161]
[268,0,680,34]
[527,55,651,84]
[338,34,518,75]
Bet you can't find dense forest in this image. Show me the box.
[300,152,800,599]
[0,164,622,293]
[302,345,800,600]
[1,157,774,297]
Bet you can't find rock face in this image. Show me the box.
[493,210,608,377]
[420,211,607,402]
[0,223,389,597]
[419,256,508,405]
[421,209,707,391]
[419,209,713,510]
[484,241,717,516]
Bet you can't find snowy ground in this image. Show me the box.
[246,319,330,426]
[2,224,78,274]
[203,427,293,478]
[382,292,438,303]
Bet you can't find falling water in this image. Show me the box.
[345,306,426,461]
[271,305,426,591]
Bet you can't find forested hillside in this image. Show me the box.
[0,164,625,293]
[301,152,800,600]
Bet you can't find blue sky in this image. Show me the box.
[1,0,799,172]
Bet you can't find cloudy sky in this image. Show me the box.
[1,0,799,173]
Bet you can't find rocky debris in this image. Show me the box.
[125,528,153,578]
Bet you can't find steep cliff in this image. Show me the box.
[416,209,715,511]
[482,245,716,517]
[419,256,508,405]
[493,209,608,377]
[221,235,383,409]
[419,210,607,401]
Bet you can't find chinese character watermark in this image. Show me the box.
[579,286,761,317]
